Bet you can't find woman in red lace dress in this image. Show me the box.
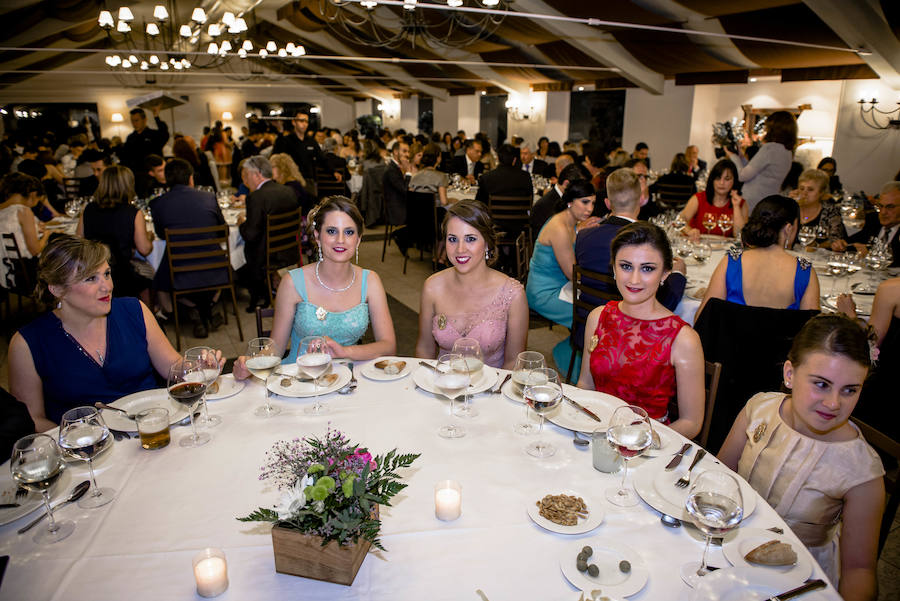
[576,222,705,438]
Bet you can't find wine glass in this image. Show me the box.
[701,213,716,236]
[825,252,848,297]
[605,405,652,506]
[512,351,545,435]
[451,337,483,418]
[676,236,693,258]
[671,214,687,232]
[184,346,222,428]
[797,225,815,248]
[246,337,281,418]
[680,471,744,587]
[58,406,114,508]
[716,213,733,237]
[692,242,711,264]
[523,368,562,458]
[297,335,333,415]
[435,353,469,439]
[10,434,74,544]
[168,359,210,447]
[815,223,828,246]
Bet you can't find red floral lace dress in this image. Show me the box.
[588,301,688,421]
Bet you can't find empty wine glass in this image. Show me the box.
[605,405,652,506]
[11,434,74,544]
[513,351,545,435]
[692,242,711,264]
[701,213,716,236]
[797,225,815,248]
[297,335,333,415]
[825,252,848,297]
[168,359,210,447]
[524,368,562,458]
[184,346,222,428]
[716,213,733,237]
[680,471,744,587]
[58,406,114,508]
[246,337,281,418]
[435,353,469,439]
[451,337,483,418]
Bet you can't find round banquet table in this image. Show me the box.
[0,360,842,601]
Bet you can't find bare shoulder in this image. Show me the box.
[422,269,450,296]
[673,323,703,355]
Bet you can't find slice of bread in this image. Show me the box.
[744,540,797,566]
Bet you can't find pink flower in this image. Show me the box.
[354,451,376,470]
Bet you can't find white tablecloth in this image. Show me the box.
[0,361,841,601]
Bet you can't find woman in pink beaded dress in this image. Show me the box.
[576,222,705,439]
[415,200,528,369]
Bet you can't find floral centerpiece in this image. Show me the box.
[238,428,420,552]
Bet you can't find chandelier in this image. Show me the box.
[857,97,900,130]
[97,2,306,74]
[318,0,510,49]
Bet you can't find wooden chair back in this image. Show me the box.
[265,207,303,303]
[850,417,900,556]
[315,167,347,199]
[514,231,529,283]
[654,181,695,211]
[566,264,621,382]
[256,306,275,339]
[488,194,532,243]
[696,361,723,448]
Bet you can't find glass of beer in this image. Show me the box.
[136,408,170,450]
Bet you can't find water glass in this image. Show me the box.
[524,368,562,458]
[297,335,333,415]
[512,351,545,435]
[58,406,114,508]
[10,434,74,544]
[451,338,483,418]
[435,353,469,439]
[680,471,744,587]
[605,405,652,506]
[246,337,281,418]
[184,346,222,428]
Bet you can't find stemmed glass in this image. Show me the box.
[451,337,483,418]
[797,225,815,248]
[692,242,711,264]
[297,335,333,415]
[184,346,222,428]
[605,405,653,506]
[10,434,74,544]
[825,252,848,297]
[435,353,469,439]
[680,471,744,587]
[58,407,114,508]
[815,223,828,246]
[513,351,545,435]
[168,359,210,447]
[716,213,733,237]
[523,367,562,458]
[701,213,716,236]
[246,337,281,418]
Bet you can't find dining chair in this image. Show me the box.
[696,361,723,449]
[432,204,447,272]
[566,264,622,383]
[264,207,303,305]
[256,306,275,339]
[1,233,35,317]
[164,224,244,351]
[514,230,529,283]
[654,181,695,212]
[488,194,532,277]
[315,167,348,200]
[850,417,900,556]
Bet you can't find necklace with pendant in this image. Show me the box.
[60,322,105,366]
[314,261,356,320]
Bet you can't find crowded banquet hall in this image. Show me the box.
[1,1,900,599]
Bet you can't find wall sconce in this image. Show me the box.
[376,101,398,120]
[309,106,321,114]
[505,94,533,121]
[222,111,233,121]
[857,96,900,130]
[111,112,124,122]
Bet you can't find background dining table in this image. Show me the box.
[0,359,842,601]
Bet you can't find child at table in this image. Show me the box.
[718,314,884,601]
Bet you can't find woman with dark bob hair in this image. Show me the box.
[233,196,396,375]
[724,110,797,212]
[9,235,220,432]
[577,222,704,438]
[416,199,527,369]
[678,158,747,240]
[698,195,820,317]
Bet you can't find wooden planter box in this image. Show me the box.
[271,525,371,586]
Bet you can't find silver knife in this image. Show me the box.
[665,443,693,471]
[765,579,825,601]
[418,361,437,372]
[563,396,602,423]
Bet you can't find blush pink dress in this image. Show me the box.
[432,277,524,368]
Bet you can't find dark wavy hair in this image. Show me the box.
[741,195,798,248]
[763,111,798,151]
[704,159,739,196]
[562,179,596,205]
[610,221,673,271]
[788,313,871,370]
[441,199,498,265]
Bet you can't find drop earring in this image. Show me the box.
[356,245,359,264]
[485,249,489,261]
[318,246,323,262]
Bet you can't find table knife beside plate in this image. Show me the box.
[765,579,826,601]
[562,396,603,424]
[665,443,692,471]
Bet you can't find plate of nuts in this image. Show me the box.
[527,492,603,535]
[560,538,649,597]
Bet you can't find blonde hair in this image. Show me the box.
[95,165,135,209]
[606,167,642,211]
[798,168,830,197]
[36,235,110,305]
[269,153,306,187]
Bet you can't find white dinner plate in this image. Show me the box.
[0,468,71,526]
[501,378,525,403]
[412,363,498,396]
[689,567,828,601]
[822,293,872,316]
[546,390,620,434]
[267,364,352,398]
[206,374,246,400]
[722,528,812,585]
[102,389,190,433]
[633,455,757,520]
[527,490,603,535]
[560,538,649,597]
[361,357,413,381]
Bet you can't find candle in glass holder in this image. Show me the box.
[434,480,462,521]
[193,548,228,597]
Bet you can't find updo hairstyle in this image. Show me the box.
[787,313,871,371]
[36,234,110,306]
[741,195,799,248]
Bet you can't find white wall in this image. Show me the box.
[432,95,458,135]
[545,91,570,146]
[623,80,694,170]
[457,94,479,139]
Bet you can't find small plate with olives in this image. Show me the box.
[560,539,649,597]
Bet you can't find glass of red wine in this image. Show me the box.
[168,359,210,448]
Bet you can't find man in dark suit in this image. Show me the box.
[475,143,533,204]
[573,168,687,345]
[848,181,900,266]
[686,145,707,182]
[122,106,169,175]
[450,139,484,184]
[531,163,585,236]
[135,154,167,199]
[150,158,227,337]
[383,141,412,253]
[238,155,300,311]
[519,143,547,178]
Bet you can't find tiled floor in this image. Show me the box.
[1,226,897,598]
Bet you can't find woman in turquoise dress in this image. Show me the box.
[233,197,395,377]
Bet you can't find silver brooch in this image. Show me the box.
[315,306,328,321]
[753,422,767,443]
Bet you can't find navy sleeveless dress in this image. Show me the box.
[18,297,158,424]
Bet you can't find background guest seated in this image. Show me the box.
[791,168,847,251]
[678,158,747,241]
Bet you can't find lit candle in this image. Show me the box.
[193,548,228,598]
[434,480,462,521]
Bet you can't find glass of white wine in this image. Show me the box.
[184,346,222,428]
[523,368,562,458]
[297,335,333,415]
[58,406,114,508]
[605,405,652,506]
[246,337,281,418]
[435,353,469,439]
[11,434,74,544]
[680,471,744,587]
[512,351,545,435]
[451,337,483,418]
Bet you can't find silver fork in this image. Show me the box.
[675,449,707,488]
[15,487,28,500]
[338,362,357,394]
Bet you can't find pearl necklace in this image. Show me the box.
[315,261,356,293]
